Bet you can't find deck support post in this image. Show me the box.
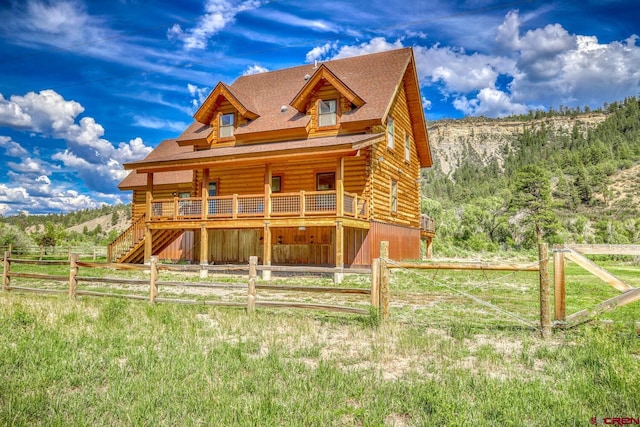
[336,157,344,217]
[262,222,272,280]
[200,223,209,278]
[202,168,209,220]
[334,220,344,284]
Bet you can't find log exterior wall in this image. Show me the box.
[369,81,421,228]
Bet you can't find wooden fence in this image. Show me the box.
[381,242,550,337]
[2,250,381,317]
[0,245,107,261]
[552,244,640,327]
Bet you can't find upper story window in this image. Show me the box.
[219,113,234,138]
[391,180,398,213]
[387,116,395,149]
[318,99,337,127]
[404,133,411,163]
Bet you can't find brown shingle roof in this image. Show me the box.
[118,139,193,189]
[177,48,414,140]
[125,133,384,174]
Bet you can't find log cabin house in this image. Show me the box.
[111,47,435,273]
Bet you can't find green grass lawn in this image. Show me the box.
[1,257,639,425]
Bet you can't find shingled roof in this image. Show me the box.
[120,48,431,188]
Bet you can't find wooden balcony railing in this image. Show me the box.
[420,214,436,234]
[149,190,369,222]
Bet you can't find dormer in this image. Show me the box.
[184,82,259,147]
[290,64,365,133]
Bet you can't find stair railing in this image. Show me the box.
[107,214,147,262]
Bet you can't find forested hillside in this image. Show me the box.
[0,204,131,250]
[422,96,640,255]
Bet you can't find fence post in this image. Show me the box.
[248,256,257,313]
[379,241,390,320]
[538,243,551,338]
[149,256,159,303]
[371,258,380,308]
[39,245,44,261]
[69,253,79,298]
[3,250,10,291]
[553,245,566,323]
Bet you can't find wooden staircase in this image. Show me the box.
[107,215,183,263]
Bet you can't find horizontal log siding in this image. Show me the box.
[369,82,421,227]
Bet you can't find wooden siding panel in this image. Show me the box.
[157,231,195,262]
[368,221,420,261]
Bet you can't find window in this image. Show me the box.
[391,180,398,213]
[404,133,411,162]
[387,116,394,149]
[271,176,282,193]
[208,182,217,197]
[178,192,191,199]
[316,172,335,191]
[318,99,337,127]
[219,113,234,138]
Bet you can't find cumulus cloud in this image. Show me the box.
[308,37,404,62]
[313,9,640,117]
[0,136,29,157]
[168,0,264,50]
[0,89,152,197]
[242,64,269,76]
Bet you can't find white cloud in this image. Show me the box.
[453,88,529,117]
[168,0,265,50]
[132,116,188,132]
[0,90,153,194]
[7,157,56,174]
[187,84,210,110]
[242,64,269,76]
[0,136,29,157]
[304,37,405,65]
[258,10,338,33]
[305,42,337,63]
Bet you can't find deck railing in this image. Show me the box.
[149,190,369,221]
[420,214,435,234]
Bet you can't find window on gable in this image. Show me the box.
[404,133,411,163]
[391,180,398,213]
[318,99,337,127]
[387,117,395,149]
[219,113,234,138]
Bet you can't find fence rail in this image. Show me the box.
[0,245,107,261]
[2,250,378,317]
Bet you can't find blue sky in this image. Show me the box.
[0,0,639,215]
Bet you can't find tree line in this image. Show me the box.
[422,96,640,255]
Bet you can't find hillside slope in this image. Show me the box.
[428,114,609,175]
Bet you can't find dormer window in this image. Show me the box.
[219,113,234,138]
[318,99,337,127]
